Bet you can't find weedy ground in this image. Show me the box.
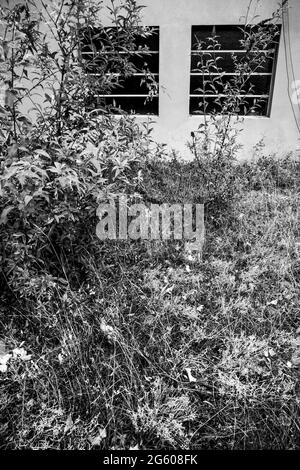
[0,154,299,450]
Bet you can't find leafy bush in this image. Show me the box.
[237,150,300,191]
[0,114,152,293]
[183,3,284,220]
[0,0,157,293]
[141,148,299,230]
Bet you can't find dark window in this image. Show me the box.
[81,26,159,115]
[190,24,281,116]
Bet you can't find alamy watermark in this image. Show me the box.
[96,196,205,252]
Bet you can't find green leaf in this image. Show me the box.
[24,195,33,206]
[0,205,14,225]
[35,149,51,159]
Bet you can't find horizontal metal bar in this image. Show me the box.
[190,94,269,98]
[191,49,273,54]
[82,51,159,55]
[87,73,159,77]
[89,109,159,117]
[190,72,272,76]
[95,94,159,97]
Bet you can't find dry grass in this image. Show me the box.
[0,158,299,450]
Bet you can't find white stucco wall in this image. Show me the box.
[102,0,300,159]
[7,0,299,159]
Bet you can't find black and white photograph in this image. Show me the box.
[0,0,299,458]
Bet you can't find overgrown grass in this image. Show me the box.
[0,155,299,449]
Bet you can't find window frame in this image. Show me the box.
[81,26,160,116]
[189,24,282,117]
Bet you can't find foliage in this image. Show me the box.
[186,1,285,216]
[0,114,152,294]
[142,148,299,226]
[237,146,300,191]
[0,0,157,142]
[0,156,299,449]
[0,0,156,293]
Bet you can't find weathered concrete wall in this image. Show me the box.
[101,0,300,159]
